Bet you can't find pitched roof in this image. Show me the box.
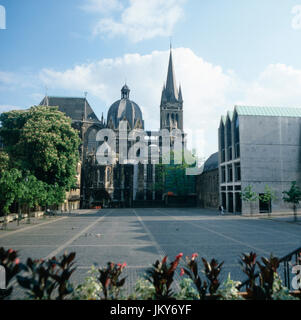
[235,105,301,117]
[165,49,179,101]
[39,96,100,122]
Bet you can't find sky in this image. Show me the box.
[1,0,301,159]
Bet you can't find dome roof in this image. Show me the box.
[107,85,144,130]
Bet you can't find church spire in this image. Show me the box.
[165,47,179,101]
[178,84,183,102]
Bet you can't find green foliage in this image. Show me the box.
[145,253,183,300]
[130,277,156,300]
[283,181,301,221]
[182,253,224,300]
[259,185,277,204]
[0,169,48,220]
[0,168,23,222]
[1,246,300,300]
[175,278,200,300]
[272,273,298,300]
[154,149,197,196]
[0,106,81,217]
[97,262,127,300]
[72,266,102,300]
[283,181,301,204]
[0,151,9,173]
[240,185,258,202]
[217,273,243,300]
[0,106,81,190]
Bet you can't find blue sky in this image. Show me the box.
[1,0,301,157]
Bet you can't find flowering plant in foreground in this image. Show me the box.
[16,252,76,300]
[98,262,127,300]
[145,253,183,300]
[0,247,300,300]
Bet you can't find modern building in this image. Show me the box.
[218,105,301,214]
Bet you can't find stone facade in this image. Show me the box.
[218,106,301,215]
[196,153,219,209]
[39,48,193,209]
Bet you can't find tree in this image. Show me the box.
[259,185,277,216]
[0,106,81,222]
[240,185,258,215]
[0,106,81,191]
[282,181,301,222]
[0,168,22,228]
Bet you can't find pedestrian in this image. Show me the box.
[219,205,224,215]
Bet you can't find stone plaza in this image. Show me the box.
[1,208,300,297]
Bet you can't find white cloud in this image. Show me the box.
[83,0,186,42]
[39,48,236,158]
[4,48,301,159]
[242,64,301,107]
[292,5,301,30]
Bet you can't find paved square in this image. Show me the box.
[1,208,301,298]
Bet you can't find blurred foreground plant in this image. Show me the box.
[16,252,76,300]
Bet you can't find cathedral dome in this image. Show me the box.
[107,85,144,130]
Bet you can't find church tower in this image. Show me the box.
[160,47,183,131]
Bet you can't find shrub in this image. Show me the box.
[16,252,76,300]
[145,253,183,300]
[97,262,127,300]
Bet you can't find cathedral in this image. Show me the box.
[40,48,193,209]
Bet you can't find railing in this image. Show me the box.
[238,247,301,291]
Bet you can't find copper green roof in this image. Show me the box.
[235,105,301,117]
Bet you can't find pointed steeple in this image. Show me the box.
[160,84,167,104]
[178,84,183,102]
[165,47,178,101]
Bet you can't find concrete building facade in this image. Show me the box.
[218,105,301,214]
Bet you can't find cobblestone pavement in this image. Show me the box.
[1,208,301,298]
